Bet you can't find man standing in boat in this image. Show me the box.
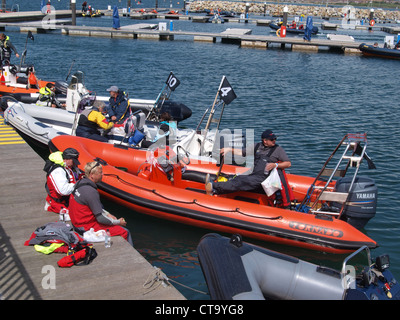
[105,85,130,124]
[206,129,293,207]
[0,33,19,65]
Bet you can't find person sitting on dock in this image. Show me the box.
[36,83,66,108]
[205,129,293,207]
[44,148,82,215]
[68,161,133,246]
[0,33,19,65]
[76,101,114,142]
[105,85,130,124]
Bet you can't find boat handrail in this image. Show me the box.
[341,245,372,275]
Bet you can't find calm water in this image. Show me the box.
[7,1,400,299]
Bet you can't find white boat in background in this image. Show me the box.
[4,75,244,163]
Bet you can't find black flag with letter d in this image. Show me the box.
[27,31,34,41]
[219,76,237,105]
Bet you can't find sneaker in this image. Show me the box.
[44,201,50,211]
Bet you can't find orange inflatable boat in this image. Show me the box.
[48,134,378,254]
[0,65,58,109]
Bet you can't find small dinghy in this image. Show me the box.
[269,22,319,35]
[359,43,400,60]
[0,64,63,109]
[197,233,400,300]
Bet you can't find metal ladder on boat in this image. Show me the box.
[296,133,372,219]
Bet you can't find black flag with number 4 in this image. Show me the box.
[219,76,237,105]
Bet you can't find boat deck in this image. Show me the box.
[0,134,185,300]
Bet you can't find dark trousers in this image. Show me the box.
[213,171,266,194]
[76,129,108,143]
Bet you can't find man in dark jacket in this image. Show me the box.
[105,85,129,123]
[0,33,19,65]
[206,129,293,207]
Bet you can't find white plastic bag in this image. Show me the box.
[261,168,282,196]
[83,228,106,242]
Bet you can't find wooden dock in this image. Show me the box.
[0,10,386,54]
[0,129,185,300]
[0,20,364,54]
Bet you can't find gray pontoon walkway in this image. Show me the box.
[0,139,185,300]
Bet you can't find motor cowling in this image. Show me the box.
[333,176,377,229]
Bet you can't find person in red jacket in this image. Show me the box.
[68,161,133,246]
[44,148,82,215]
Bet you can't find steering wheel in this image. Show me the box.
[176,145,190,165]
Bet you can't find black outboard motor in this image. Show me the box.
[333,176,377,229]
[159,100,192,123]
[54,81,68,95]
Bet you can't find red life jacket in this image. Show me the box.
[68,193,98,228]
[44,162,77,213]
[69,183,129,241]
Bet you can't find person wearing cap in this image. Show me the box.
[105,85,130,123]
[68,161,134,246]
[76,101,114,142]
[206,129,293,207]
[43,148,82,214]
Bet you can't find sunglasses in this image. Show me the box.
[89,161,101,175]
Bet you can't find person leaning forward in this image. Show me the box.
[68,161,134,246]
[206,129,293,207]
[105,85,130,123]
[76,101,114,142]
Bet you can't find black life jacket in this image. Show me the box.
[253,142,278,173]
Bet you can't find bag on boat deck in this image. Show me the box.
[261,168,282,197]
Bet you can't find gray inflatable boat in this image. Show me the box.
[197,233,400,300]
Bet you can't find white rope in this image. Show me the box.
[143,266,208,296]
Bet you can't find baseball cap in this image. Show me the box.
[106,85,119,92]
[63,148,80,165]
[261,129,277,140]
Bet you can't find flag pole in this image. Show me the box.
[204,75,225,133]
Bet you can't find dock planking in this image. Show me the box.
[0,141,185,300]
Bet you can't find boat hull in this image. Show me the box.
[197,233,400,300]
[359,43,400,60]
[269,23,319,35]
[49,135,378,254]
